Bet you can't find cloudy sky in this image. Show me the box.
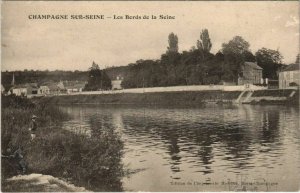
[2,1,299,71]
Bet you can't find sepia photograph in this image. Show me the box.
[1,1,300,192]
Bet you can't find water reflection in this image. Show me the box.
[60,104,300,191]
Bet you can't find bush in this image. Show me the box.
[1,96,124,191]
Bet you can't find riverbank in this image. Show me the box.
[3,174,89,192]
[1,95,125,192]
[39,91,242,105]
[38,89,299,105]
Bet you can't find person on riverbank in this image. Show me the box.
[29,115,38,140]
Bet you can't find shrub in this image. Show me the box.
[2,96,124,191]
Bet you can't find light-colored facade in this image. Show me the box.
[12,87,27,96]
[39,86,50,95]
[112,76,123,90]
[279,63,300,89]
[238,62,263,85]
[64,81,86,94]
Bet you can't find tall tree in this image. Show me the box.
[101,70,112,90]
[222,36,250,56]
[197,29,212,53]
[255,48,283,79]
[167,33,178,54]
[221,36,252,82]
[84,61,111,91]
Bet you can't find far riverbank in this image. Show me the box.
[38,89,299,105]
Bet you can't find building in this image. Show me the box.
[40,81,67,95]
[26,83,39,95]
[64,81,86,94]
[57,81,65,90]
[279,63,300,89]
[112,76,123,90]
[11,85,28,96]
[238,62,263,85]
[10,83,40,97]
[39,85,50,95]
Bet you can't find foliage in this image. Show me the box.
[1,96,124,191]
[1,70,88,91]
[255,48,283,79]
[221,36,255,82]
[222,36,250,56]
[197,29,212,53]
[84,62,112,91]
[2,32,286,89]
[167,33,179,54]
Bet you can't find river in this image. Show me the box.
[59,104,300,191]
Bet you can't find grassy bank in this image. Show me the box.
[1,95,124,192]
[39,91,242,105]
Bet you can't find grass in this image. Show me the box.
[1,95,125,192]
[251,89,295,97]
[39,90,242,105]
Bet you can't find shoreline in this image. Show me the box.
[37,89,299,106]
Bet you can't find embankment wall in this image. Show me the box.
[39,90,242,105]
[38,89,299,105]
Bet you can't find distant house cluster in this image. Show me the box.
[5,80,87,97]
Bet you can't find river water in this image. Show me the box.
[59,104,300,191]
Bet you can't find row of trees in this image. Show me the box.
[2,30,297,91]
[121,30,292,89]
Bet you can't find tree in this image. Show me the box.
[167,33,178,54]
[84,61,111,91]
[101,70,112,90]
[197,29,212,53]
[221,36,252,82]
[222,36,250,56]
[255,48,283,79]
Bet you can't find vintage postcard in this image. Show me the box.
[1,1,299,192]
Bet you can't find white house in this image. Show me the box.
[12,86,27,96]
[112,76,123,90]
[39,85,50,95]
[279,63,300,89]
[64,81,86,94]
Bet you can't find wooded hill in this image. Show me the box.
[2,30,296,91]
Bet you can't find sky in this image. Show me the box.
[1,1,299,71]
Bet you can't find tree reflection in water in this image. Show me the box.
[59,104,300,191]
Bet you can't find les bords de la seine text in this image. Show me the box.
[28,14,175,20]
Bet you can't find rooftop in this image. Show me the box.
[244,62,263,70]
[282,63,300,72]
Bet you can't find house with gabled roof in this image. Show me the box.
[10,83,39,97]
[63,81,86,94]
[279,63,300,89]
[238,62,263,85]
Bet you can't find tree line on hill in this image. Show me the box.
[1,66,123,91]
[121,30,295,89]
[2,29,299,91]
